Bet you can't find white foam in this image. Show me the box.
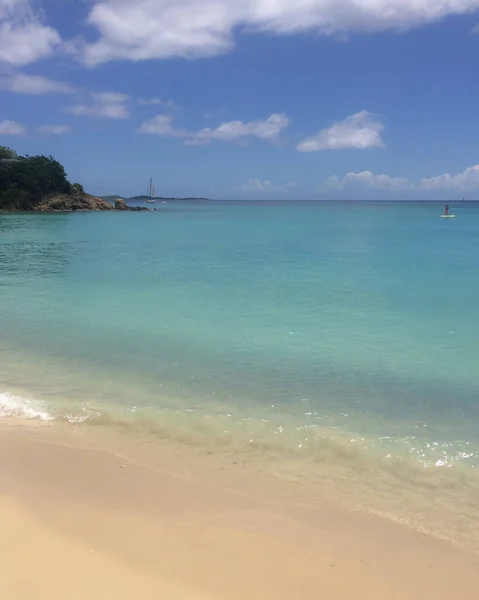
[0,392,54,421]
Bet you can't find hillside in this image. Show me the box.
[0,147,147,212]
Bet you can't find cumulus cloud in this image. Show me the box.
[0,0,61,66]
[37,125,71,135]
[419,164,479,190]
[0,73,75,94]
[326,170,410,190]
[241,178,296,193]
[138,97,176,108]
[194,113,289,144]
[203,108,228,120]
[297,111,384,152]
[0,119,26,135]
[138,114,187,137]
[324,163,479,194]
[79,0,479,65]
[67,92,130,119]
[139,113,289,145]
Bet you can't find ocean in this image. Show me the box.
[1,201,479,548]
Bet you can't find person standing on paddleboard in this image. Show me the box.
[444,204,449,215]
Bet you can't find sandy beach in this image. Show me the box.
[0,420,478,600]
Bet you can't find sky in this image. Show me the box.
[1,1,479,200]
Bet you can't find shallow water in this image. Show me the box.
[1,201,479,547]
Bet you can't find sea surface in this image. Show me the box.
[1,201,479,547]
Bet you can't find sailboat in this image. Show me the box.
[146,177,156,203]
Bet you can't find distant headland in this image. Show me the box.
[101,195,210,203]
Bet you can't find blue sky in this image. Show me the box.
[1,1,479,199]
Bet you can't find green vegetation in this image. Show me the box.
[0,146,18,160]
[0,146,72,210]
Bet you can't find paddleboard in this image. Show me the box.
[441,214,455,218]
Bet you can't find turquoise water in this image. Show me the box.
[1,201,479,544]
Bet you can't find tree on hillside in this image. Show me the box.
[0,146,19,160]
[20,155,71,197]
[0,152,72,210]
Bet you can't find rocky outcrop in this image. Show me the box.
[35,191,151,212]
[115,198,150,212]
[36,190,114,212]
[114,198,128,211]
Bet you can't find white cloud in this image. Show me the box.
[139,112,289,145]
[203,108,228,120]
[323,163,479,194]
[1,73,75,94]
[80,0,479,65]
[138,97,176,108]
[0,0,61,66]
[241,178,296,193]
[326,170,410,190]
[297,111,384,152]
[0,119,26,135]
[67,92,130,119]
[37,125,71,135]
[138,114,187,137]
[194,113,289,144]
[420,164,479,191]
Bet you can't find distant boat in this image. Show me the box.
[145,177,156,202]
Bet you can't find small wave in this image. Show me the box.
[2,389,479,549]
[0,392,89,423]
[1,391,477,478]
[0,392,55,421]
[1,390,479,496]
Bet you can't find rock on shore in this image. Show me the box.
[114,198,150,211]
[35,191,150,212]
[36,191,114,211]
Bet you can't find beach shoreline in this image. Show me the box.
[1,419,478,599]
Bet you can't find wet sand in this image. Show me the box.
[1,421,478,600]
